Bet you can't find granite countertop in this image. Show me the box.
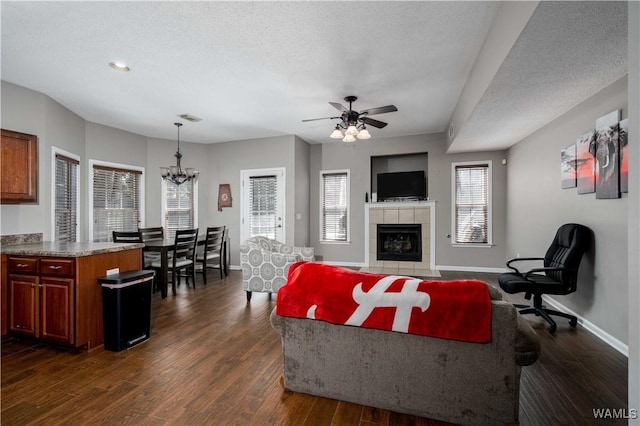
[0,241,144,257]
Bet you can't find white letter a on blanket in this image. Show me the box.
[345,276,431,333]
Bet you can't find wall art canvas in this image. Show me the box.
[619,118,628,193]
[576,130,595,194]
[561,144,577,189]
[593,110,620,199]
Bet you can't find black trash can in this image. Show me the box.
[98,270,155,351]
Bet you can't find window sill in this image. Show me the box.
[451,243,494,248]
[320,240,351,245]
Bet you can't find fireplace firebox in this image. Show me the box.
[376,224,422,262]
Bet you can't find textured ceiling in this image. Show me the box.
[0,1,629,150]
[449,1,628,152]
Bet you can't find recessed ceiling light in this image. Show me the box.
[109,61,130,72]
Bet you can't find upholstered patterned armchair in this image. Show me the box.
[240,236,315,301]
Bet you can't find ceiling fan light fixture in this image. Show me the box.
[357,128,371,139]
[346,125,359,136]
[330,126,344,139]
[342,134,357,143]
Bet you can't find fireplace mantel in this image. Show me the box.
[364,201,436,272]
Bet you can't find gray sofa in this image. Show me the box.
[270,285,540,426]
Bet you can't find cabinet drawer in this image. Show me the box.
[8,257,38,274]
[40,258,74,277]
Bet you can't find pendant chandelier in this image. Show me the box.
[160,122,198,186]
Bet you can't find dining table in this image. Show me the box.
[143,231,229,298]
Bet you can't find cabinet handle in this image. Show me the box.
[38,284,44,288]
[48,265,62,270]
[16,263,28,268]
[31,284,36,288]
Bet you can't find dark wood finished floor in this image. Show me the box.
[1,270,628,425]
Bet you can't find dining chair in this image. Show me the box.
[196,226,226,284]
[151,228,198,294]
[112,230,151,268]
[112,230,143,244]
[138,226,166,268]
[139,226,164,242]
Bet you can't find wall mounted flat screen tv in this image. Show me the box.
[377,171,427,201]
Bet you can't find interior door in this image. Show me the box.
[241,168,285,242]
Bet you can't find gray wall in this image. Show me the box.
[0,82,213,243]
[294,136,310,247]
[1,82,86,240]
[309,133,508,269]
[205,134,307,267]
[506,76,628,344]
[627,1,639,420]
[145,135,209,231]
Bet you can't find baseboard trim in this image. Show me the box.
[542,295,629,357]
[436,265,508,274]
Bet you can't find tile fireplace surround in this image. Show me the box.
[364,201,436,276]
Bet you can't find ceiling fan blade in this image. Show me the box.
[302,116,340,122]
[360,105,398,116]
[361,117,388,129]
[329,102,348,112]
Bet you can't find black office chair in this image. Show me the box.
[498,223,592,333]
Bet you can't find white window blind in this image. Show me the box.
[54,154,79,242]
[249,175,277,239]
[321,171,349,241]
[164,179,195,240]
[92,165,142,242]
[454,164,489,244]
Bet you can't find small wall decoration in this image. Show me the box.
[218,184,232,211]
[560,144,577,189]
[619,118,628,193]
[592,110,620,199]
[576,130,595,194]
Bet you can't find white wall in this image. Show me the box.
[506,76,628,344]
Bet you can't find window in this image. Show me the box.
[162,179,197,240]
[320,170,350,242]
[248,174,278,239]
[91,162,143,242]
[54,152,79,242]
[452,161,492,245]
[240,168,285,242]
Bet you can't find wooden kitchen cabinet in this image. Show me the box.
[1,254,8,336]
[9,256,75,345]
[9,273,39,337]
[1,129,38,204]
[40,277,74,343]
[4,247,141,349]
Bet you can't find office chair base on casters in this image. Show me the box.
[514,303,578,333]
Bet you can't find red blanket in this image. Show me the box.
[276,262,492,343]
